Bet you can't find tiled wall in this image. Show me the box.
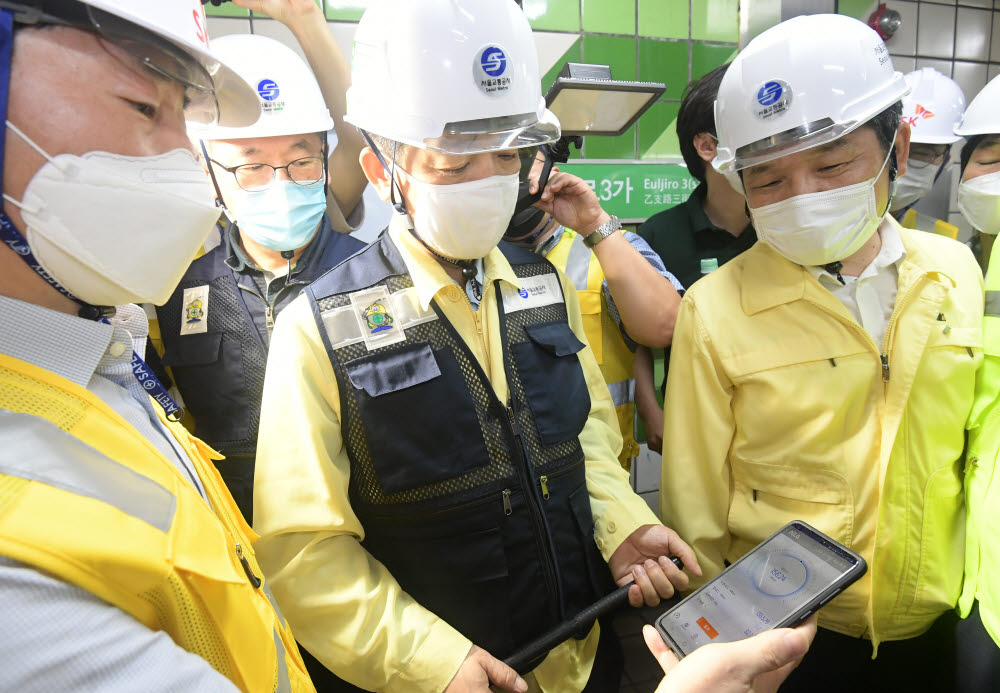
[205,0,740,164]
[837,0,1000,240]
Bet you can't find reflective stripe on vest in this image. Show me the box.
[986,291,1000,318]
[607,378,635,408]
[0,410,175,532]
[274,629,291,693]
[564,233,592,291]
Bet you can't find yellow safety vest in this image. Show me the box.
[547,229,639,469]
[901,208,960,240]
[0,353,314,693]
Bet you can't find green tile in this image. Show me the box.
[691,0,738,42]
[690,43,737,82]
[581,35,637,81]
[583,125,636,160]
[582,0,635,35]
[325,0,367,21]
[638,0,688,39]
[542,37,583,97]
[638,39,689,100]
[837,0,873,20]
[204,2,248,17]
[638,101,680,158]
[523,0,581,32]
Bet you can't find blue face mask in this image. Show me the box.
[233,180,326,251]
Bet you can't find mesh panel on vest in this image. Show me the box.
[159,275,267,455]
[502,263,586,475]
[0,365,86,432]
[321,275,519,507]
[139,572,236,682]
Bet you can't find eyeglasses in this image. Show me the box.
[208,156,326,192]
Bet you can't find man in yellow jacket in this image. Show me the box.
[660,14,983,692]
[0,1,312,690]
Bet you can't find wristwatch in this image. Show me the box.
[582,215,621,248]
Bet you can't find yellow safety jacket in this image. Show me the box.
[0,354,314,693]
[960,241,1000,645]
[547,229,639,469]
[900,208,960,240]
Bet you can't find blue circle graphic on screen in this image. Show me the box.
[757,81,784,107]
[257,79,280,101]
[481,47,507,77]
[752,552,808,597]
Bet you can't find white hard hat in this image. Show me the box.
[345,0,559,154]
[713,14,908,173]
[901,68,965,144]
[188,34,333,141]
[0,0,260,127]
[955,75,1000,137]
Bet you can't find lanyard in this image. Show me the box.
[100,318,183,422]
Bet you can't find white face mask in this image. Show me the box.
[3,122,221,306]
[957,170,1000,236]
[890,159,938,212]
[396,167,519,260]
[749,139,895,267]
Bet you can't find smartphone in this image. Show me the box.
[655,521,866,658]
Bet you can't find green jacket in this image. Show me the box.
[961,241,1000,645]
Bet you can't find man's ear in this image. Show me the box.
[693,132,717,163]
[894,122,912,178]
[359,146,393,202]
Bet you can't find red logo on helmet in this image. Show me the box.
[902,104,935,127]
[193,6,209,48]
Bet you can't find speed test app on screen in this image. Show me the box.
[660,524,857,654]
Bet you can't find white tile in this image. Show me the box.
[639,491,659,516]
[915,57,953,75]
[885,1,918,56]
[952,61,989,103]
[955,8,991,61]
[890,54,917,73]
[633,446,662,494]
[207,16,250,39]
[957,0,990,7]
[989,63,1000,83]
[992,12,1000,62]
[534,31,582,79]
[917,3,956,58]
[912,165,954,219]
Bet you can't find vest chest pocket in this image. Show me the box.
[344,341,490,495]
[161,332,250,443]
[512,321,591,447]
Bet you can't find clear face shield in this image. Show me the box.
[1,1,222,124]
[420,109,561,155]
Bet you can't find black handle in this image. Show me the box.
[503,556,684,675]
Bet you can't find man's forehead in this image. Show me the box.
[745,135,861,177]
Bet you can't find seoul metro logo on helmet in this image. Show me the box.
[474,44,513,100]
[753,79,792,121]
[257,79,280,101]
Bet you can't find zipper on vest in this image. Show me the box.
[880,354,890,382]
[264,305,275,334]
[539,475,550,500]
[502,488,513,515]
[235,542,262,589]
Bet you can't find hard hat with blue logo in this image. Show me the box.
[345,0,560,154]
[0,0,260,127]
[713,13,909,174]
[187,34,333,141]
[901,68,965,145]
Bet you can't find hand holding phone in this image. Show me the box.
[655,521,865,658]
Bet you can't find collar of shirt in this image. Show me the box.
[387,215,522,311]
[0,295,116,387]
[806,218,907,288]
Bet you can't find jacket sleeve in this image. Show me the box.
[557,272,661,559]
[252,298,470,693]
[658,294,735,583]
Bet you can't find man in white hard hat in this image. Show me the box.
[252,1,709,691]
[153,0,365,524]
[952,74,1000,687]
[0,0,313,690]
[660,14,983,691]
[890,68,965,240]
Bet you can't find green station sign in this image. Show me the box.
[559,162,699,222]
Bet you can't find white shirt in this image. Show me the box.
[0,295,237,692]
[807,221,907,348]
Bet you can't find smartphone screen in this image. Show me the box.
[656,522,865,657]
